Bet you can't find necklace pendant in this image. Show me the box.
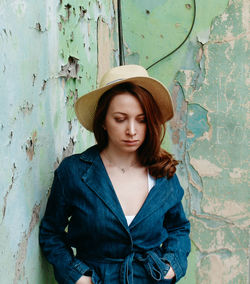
[121,168,126,173]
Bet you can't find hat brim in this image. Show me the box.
[75,76,173,131]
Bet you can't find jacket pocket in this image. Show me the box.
[141,250,170,281]
[91,270,103,284]
[159,279,174,284]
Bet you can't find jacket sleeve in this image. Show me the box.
[39,169,90,284]
[161,175,191,282]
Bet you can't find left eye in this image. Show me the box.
[138,118,146,123]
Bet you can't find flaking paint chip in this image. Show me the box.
[59,56,80,79]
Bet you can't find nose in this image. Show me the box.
[126,120,136,136]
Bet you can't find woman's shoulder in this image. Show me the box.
[163,173,184,202]
[56,144,99,173]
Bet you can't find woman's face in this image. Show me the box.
[104,92,147,153]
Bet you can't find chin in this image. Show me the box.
[122,145,141,152]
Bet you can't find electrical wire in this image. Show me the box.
[116,0,196,69]
[146,0,196,70]
[118,0,125,66]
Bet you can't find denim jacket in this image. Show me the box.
[39,145,190,284]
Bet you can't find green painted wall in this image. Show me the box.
[122,0,249,282]
[0,0,248,283]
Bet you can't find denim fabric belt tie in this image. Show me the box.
[119,251,168,284]
[82,250,169,284]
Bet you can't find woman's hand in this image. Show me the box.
[164,266,175,280]
[76,275,93,284]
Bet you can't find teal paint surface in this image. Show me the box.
[0,1,57,282]
[0,0,116,283]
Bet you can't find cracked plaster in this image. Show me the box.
[0,0,118,283]
[122,0,249,282]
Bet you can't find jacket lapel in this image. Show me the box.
[80,146,130,233]
[129,177,176,229]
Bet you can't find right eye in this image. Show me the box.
[114,117,125,122]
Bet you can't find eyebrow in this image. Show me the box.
[112,112,145,116]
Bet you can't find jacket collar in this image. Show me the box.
[79,145,175,231]
[79,144,100,163]
[80,145,130,234]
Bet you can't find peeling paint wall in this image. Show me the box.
[0,0,117,283]
[122,0,249,283]
[1,0,248,283]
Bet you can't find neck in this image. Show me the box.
[102,146,139,168]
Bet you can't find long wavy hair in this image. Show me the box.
[93,82,178,179]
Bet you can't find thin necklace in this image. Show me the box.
[102,151,137,174]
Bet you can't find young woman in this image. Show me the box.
[39,65,190,284]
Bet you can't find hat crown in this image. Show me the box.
[75,64,173,131]
[99,65,149,88]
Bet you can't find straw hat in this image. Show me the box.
[75,65,173,131]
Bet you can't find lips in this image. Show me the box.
[123,140,139,145]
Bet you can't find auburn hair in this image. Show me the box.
[93,83,178,179]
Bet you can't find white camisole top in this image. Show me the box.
[125,173,156,226]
